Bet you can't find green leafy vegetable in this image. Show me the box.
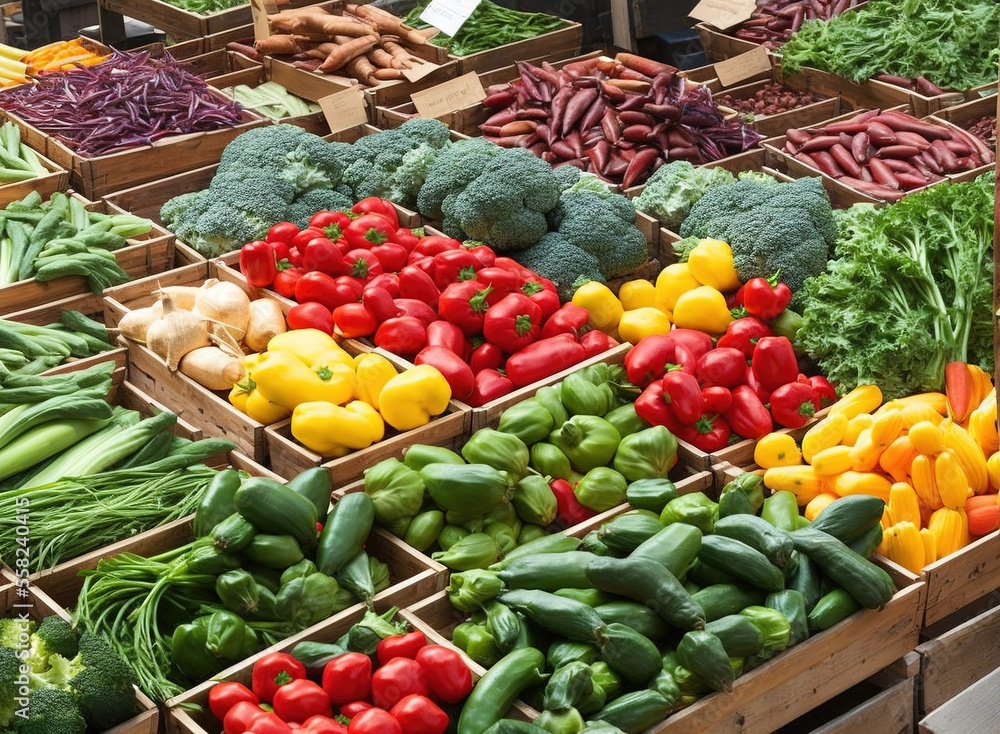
[403,0,565,56]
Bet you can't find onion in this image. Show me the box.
[146,291,212,371]
[118,303,163,343]
[244,298,288,353]
[195,280,251,343]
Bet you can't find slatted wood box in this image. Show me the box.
[419,19,583,75]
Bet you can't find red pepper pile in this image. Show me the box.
[238,197,619,406]
[208,632,473,734]
[627,325,837,452]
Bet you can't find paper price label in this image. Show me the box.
[410,71,486,118]
[689,0,757,30]
[419,0,482,37]
[319,86,368,133]
[714,45,771,87]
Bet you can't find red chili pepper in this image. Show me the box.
[432,249,482,289]
[363,286,402,324]
[438,281,493,337]
[389,695,449,734]
[413,644,474,705]
[301,715,348,734]
[240,240,278,288]
[678,414,732,453]
[634,380,687,434]
[370,242,409,273]
[661,371,705,425]
[267,221,300,244]
[344,249,383,281]
[393,298,438,326]
[725,385,774,439]
[415,346,475,401]
[344,213,396,249]
[346,707,402,734]
[371,657,429,711]
[504,336,587,388]
[376,630,428,665]
[322,652,372,707]
[542,303,590,340]
[410,235,463,260]
[808,375,838,409]
[374,317,428,358]
[425,320,468,357]
[394,227,421,252]
[580,329,619,358]
[695,347,748,389]
[468,341,503,374]
[465,243,496,268]
[398,266,440,306]
[624,334,696,388]
[252,652,307,704]
[483,293,542,353]
[366,272,400,298]
[743,272,793,321]
[209,681,259,722]
[716,317,774,360]
[301,237,346,277]
[287,301,335,335]
[550,478,596,526]
[333,302,378,339]
[309,210,353,242]
[466,368,514,406]
[665,328,713,363]
[273,678,334,724]
[521,279,560,323]
[751,336,800,391]
[351,197,400,228]
[223,700,268,734]
[475,266,522,298]
[770,381,818,428]
[701,385,733,415]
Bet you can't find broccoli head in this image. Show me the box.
[550,189,649,279]
[216,124,345,195]
[514,232,605,300]
[679,176,836,291]
[16,686,86,734]
[0,647,19,727]
[0,618,32,649]
[552,164,582,190]
[416,137,502,220]
[442,147,562,251]
[286,188,354,229]
[632,160,735,230]
[68,631,137,731]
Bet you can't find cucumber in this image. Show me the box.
[687,559,738,587]
[595,622,661,684]
[497,551,599,591]
[594,601,670,641]
[243,534,304,569]
[234,476,318,549]
[285,467,333,524]
[786,554,823,613]
[316,492,375,576]
[807,588,862,631]
[810,495,886,544]
[211,512,256,552]
[592,689,672,734]
[791,527,896,609]
[498,589,604,642]
[677,630,735,692]
[714,514,795,569]
[698,535,785,592]
[192,468,241,538]
[766,589,809,647]
[554,588,616,607]
[596,511,663,555]
[490,534,581,568]
[457,648,546,734]
[849,522,884,559]
[625,477,677,514]
[335,550,374,605]
[691,583,766,623]
[704,614,766,657]
[483,600,521,655]
[630,522,703,579]
[585,555,706,631]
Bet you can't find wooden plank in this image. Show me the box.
[918,666,1000,734]
[920,531,1000,627]
[450,21,582,75]
[695,22,762,62]
[809,677,915,734]
[611,0,634,52]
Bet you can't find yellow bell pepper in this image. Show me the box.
[266,328,353,368]
[228,354,293,423]
[251,350,355,410]
[291,400,385,458]
[617,307,671,343]
[354,352,399,411]
[654,263,700,313]
[378,364,452,431]
[686,239,742,293]
[572,282,624,334]
[618,279,658,312]
[671,286,732,335]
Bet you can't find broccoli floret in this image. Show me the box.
[208,172,296,224]
[16,687,86,734]
[416,137,502,220]
[31,653,82,692]
[217,124,345,193]
[0,618,32,649]
[68,632,137,731]
[679,176,836,292]
[31,620,76,667]
[0,647,19,727]
[550,190,649,279]
[633,160,735,230]
[514,232,605,300]
[552,164,582,190]
[286,188,354,229]
[443,148,562,251]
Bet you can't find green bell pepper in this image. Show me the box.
[574,467,628,512]
[448,569,504,612]
[279,558,318,586]
[170,619,224,681]
[216,569,260,618]
[660,492,719,533]
[535,385,569,426]
[485,522,518,556]
[498,398,555,445]
[453,621,501,667]
[462,428,530,480]
[403,443,466,471]
[560,371,613,417]
[530,442,575,482]
[432,532,502,570]
[625,478,678,514]
[403,509,445,551]
[550,416,621,473]
[205,609,258,661]
[517,523,550,545]
[603,403,648,438]
[535,707,585,734]
[612,426,678,482]
[364,457,425,525]
[512,474,558,526]
[437,524,470,550]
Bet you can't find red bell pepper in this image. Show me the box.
[209,681,259,722]
[389,695,449,734]
[393,298,438,327]
[410,235,463,260]
[725,385,773,439]
[743,272,792,321]
[580,329,619,358]
[634,380,687,434]
[346,708,402,734]
[695,347,748,389]
[665,328,713,363]
[344,213,396,249]
[541,303,590,340]
[371,657,429,710]
[678,414,732,453]
[272,679,334,723]
[425,320,468,357]
[223,701,268,734]
[309,210,353,242]
[716,317,774,360]
[240,240,278,288]
[285,245,303,268]
[475,266,522,298]
[301,237,346,277]
[770,381,818,428]
[333,302,378,339]
[751,336,799,391]
[376,631,428,665]
[294,272,357,311]
[521,279,560,323]
[300,715,348,734]
[744,366,772,404]
[243,711,293,734]
[465,242,496,268]
[808,375,838,409]
[661,371,705,425]
[374,317,427,358]
[370,242,408,273]
[286,302,335,334]
[438,281,493,336]
[701,386,733,415]
[623,334,696,388]
[321,652,372,707]
[366,272,400,298]
[468,341,503,374]
[466,368,514,406]
[398,266,440,305]
[415,346,475,401]
[339,701,373,718]
[483,293,542,353]
[408,255,437,276]
[504,336,586,388]
[414,644,474,704]
[725,283,745,310]
[292,227,327,251]
[363,286,401,324]
[432,249,482,289]
[344,249,383,281]
[492,256,534,279]
[351,197,399,229]
[251,652,307,704]
[550,478,596,526]
[394,227,421,252]
[267,221,300,244]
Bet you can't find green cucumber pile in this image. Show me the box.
[445,480,896,733]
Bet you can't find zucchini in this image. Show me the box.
[243,534,304,569]
[594,600,670,641]
[592,689,672,734]
[849,522,884,559]
[554,588,616,607]
[766,589,809,647]
[234,476,318,549]
[687,559,738,587]
[807,588,862,631]
[596,511,663,555]
[491,534,581,568]
[497,551,598,591]
[786,553,823,613]
[585,556,706,631]
[482,600,522,655]
[691,583,766,623]
[595,622,661,684]
[211,512,256,552]
[810,495,886,544]
[334,550,374,605]
[714,514,795,569]
[499,589,604,642]
[791,527,896,609]
[457,648,546,734]
[705,614,766,657]
[698,535,785,592]
[630,522,703,579]
[625,477,677,514]
[316,492,375,576]
[285,467,333,524]
[192,468,241,537]
[677,629,735,692]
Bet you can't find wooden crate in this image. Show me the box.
[162,23,254,57]
[423,20,583,76]
[0,584,160,734]
[917,530,1000,628]
[917,666,1000,734]
[931,93,998,147]
[865,78,967,119]
[695,22,763,62]
[176,46,262,79]
[712,75,848,138]
[0,146,68,204]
